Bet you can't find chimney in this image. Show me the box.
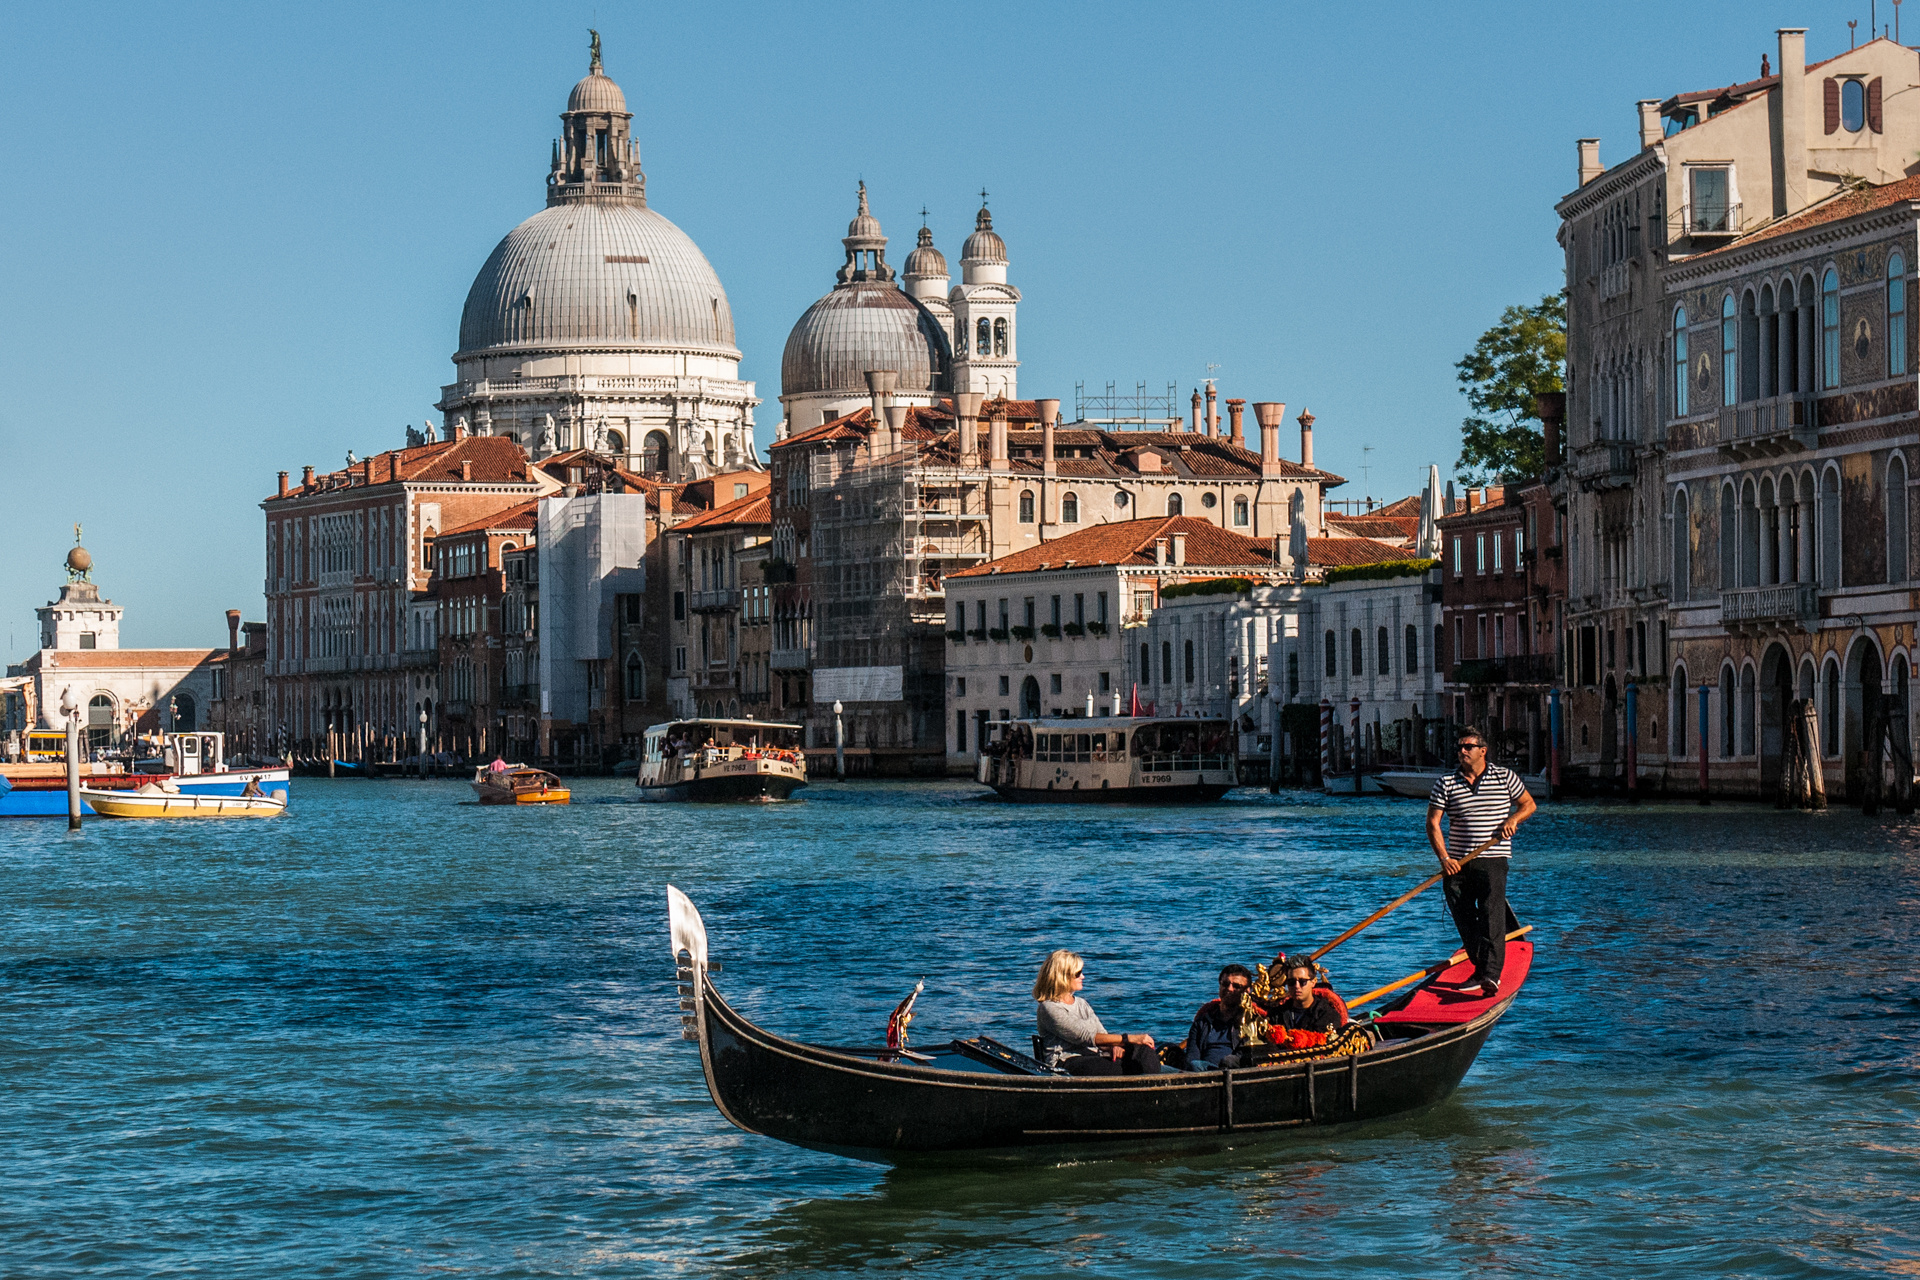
[1226,399,1246,448]
[301,465,315,488]
[226,609,242,653]
[1535,391,1566,470]
[1466,488,1481,513]
[1038,398,1059,474]
[1170,532,1187,566]
[460,459,472,483]
[1154,537,1168,566]
[865,368,897,422]
[988,404,1009,471]
[1779,29,1808,215]
[1190,389,1202,433]
[1252,402,1287,478]
[955,390,985,464]
[1577,138,1602,186]
[1204,383,1219,437]
[453,420,468,441]
[277,470,289,498]
[883,404,909,455]
[1297,408,1316,471]
[1637,100,1662,150]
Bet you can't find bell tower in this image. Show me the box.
[950,194,1021,399]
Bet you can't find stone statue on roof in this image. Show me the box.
[540,413,557,454]
[589,28,602,71]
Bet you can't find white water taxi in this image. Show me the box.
[1372,767,1549,800]
[636,720,807,803]
[80,781,287,818]
[978,716,1237,803]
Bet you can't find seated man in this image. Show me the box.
[1180,964,1255,1070]
[1266,956,1344,1036]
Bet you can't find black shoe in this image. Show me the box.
[1476,978,1501,998]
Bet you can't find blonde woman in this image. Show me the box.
[1033,950,1160,1076]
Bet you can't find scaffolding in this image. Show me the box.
[1072,380,1182,430]
[809,444,992,750]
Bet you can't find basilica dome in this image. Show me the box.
[781,284,950,398]
[780,186,950,402]
[457,201,738,357]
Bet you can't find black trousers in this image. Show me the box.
[1060,1043,1160,1076]
[1442,857,1520,984]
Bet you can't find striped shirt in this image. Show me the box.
[1428,764,1527,859]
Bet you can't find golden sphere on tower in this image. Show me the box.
[66,545,93,574]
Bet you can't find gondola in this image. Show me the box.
[667,887,1530,1163]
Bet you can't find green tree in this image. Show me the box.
[1454,292,1566,486]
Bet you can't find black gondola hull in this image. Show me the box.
[692,975,1507,1162]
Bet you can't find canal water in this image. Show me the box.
[2,778,1916,1277]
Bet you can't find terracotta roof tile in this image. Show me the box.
[30,649,219,669]
[951,516,1279,576]
[1698,173,1920,255]
[674,490,771,530]
[1306,535,1414,566]
[442,499,541,538]
[270,436,535,501]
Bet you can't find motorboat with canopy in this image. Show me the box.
[977,716,1237,802]
[637,719,807,802]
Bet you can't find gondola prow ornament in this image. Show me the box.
[885,981,925,1054]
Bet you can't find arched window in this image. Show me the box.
[1350,629,1363,677]
[1823,268,1841,388]
[1889,453,1909,583]
[1719,665,1735,758]
[976,318,991,356]
[1018,490,1035,523]
[1021,675,1041,718]
[1891,254,1908,377]
[1324,630,1337,678]
[1161,641,1174,684]
[1405,624,1419,674]
[1842,77,1867,132]
[1722,294,1739,407]
[1740,478,1760,587]
[1232,496,1249,527]
[1741,290,1759,402]
[1824,657,1841,755]
[1672,486,1691,602]
[1674,308,1689,416]
[1719,483,1737,587]
[606,430,626,455]
[1062,492,1079,523]
[1671,664,1689,757]
[625,653,645,701]
[1739,664,1756,755]
[1820,466,1842,586]
[1167,493,1183,516]
[993,317,1009,356]
[1183,639,1195,683]
[173,694,197,732]
[1377,626,1391,675]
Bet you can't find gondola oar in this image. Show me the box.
[1345,925,1534,1011]
[1303,832,1506,963]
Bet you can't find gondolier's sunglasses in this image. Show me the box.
[1285,976,1316,988]
[1220,978,1250,992]
[1457,742,1486,752]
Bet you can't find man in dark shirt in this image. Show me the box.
[1180,964,1255,1069]
[1266,957,1341,1034]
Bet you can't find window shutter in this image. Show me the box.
[1870,77,1884,133]
[1825,77,1840,134]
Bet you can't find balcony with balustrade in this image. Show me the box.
[1718,395,1816,460]
[1572,439,1637,491]
[1720,583,1818,632]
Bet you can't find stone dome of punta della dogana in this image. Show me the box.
[437,32,759,481]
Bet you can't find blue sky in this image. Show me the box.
[0,1,1890,651]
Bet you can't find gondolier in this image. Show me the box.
[1426,728,1535,997]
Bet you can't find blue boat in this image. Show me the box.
[0,732,289,817]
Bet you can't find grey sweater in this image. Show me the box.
[1035,997,1107,1067]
